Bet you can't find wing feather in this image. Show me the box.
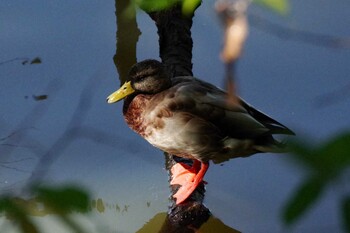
[168,77,293,139]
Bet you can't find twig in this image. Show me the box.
[249,13,350,49]
[216,0,249,104]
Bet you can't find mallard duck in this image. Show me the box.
[107,59,294,204]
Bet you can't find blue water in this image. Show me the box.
[1,0,349,232]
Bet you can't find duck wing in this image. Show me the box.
[168,76,294,140]
[238,98,295,135]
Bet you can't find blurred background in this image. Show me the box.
[1,0,349,232]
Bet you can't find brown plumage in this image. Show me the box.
[107,59,294,204]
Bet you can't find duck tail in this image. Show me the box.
[254,136,290,154]
[239,98,295,136]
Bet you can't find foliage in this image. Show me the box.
[33,185,89,215]
[253,0,289,15]
[135,0,179,12]
[284,132,350,232]
[131,0,290,16]
[0,185,90,233]
[343,197,350,232]
[134,0,200,15]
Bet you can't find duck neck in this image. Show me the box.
[122,94,137,115]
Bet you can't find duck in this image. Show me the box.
[107,59,294,204]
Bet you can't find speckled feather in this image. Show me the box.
[122,76,293,164]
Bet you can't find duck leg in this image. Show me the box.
[170,160,209,204]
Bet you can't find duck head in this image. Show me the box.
[107,59,171,103]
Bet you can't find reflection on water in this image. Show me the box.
[91,199,242,233]
[0,195,240,232]
[91,198,132,215]
[91,198,105,213]
[136,212,241,233]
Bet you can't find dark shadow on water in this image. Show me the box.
[136,212,241,233]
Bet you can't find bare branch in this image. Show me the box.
[250,13,350,49]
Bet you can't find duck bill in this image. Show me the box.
[107,81,135,104]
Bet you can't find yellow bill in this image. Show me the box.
[107,81,135,104]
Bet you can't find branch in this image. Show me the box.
[147,3,212,231]
[148,4,195,77]
[249,13,350,49]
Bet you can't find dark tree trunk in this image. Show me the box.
[147,4,212,232]
[114,1,212,232]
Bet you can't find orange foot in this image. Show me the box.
[170,160,209,204]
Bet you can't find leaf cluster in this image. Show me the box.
[284,132,350,232]
[0,185,90,233]
[253,0,289,15]
[125,0,289,17]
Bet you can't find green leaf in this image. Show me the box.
[283,178,324,225]
[253,0,289,15]
[342,196,350,233]
[317,133,350,173]
[136,0,179,12]
[284,132,350,228]
[134,0,199,15]
[34,185,90,214]
[182,0,201,15]
[288,141,318,167]
[16,216,39,233]
[0,197,40,233]
[289,132,350,180]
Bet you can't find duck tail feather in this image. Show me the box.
[254,138,290,153]
[239,98,295,136]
